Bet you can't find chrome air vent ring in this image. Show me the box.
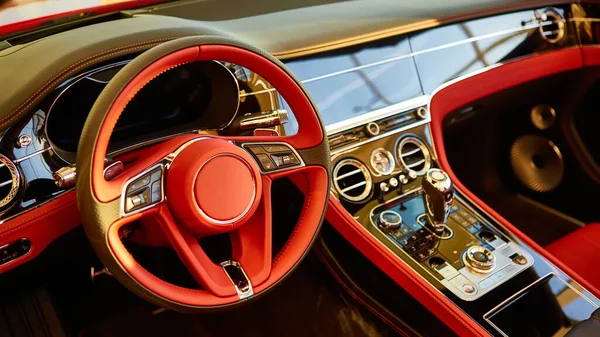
[333,158,372,202]
[0,155,20,209]
[538,9,565,44]
[396,137,431,176]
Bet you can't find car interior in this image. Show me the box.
[1,0,600,336]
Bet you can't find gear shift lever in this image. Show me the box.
[422,168,454,234]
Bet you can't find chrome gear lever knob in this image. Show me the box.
[422,168,454,234]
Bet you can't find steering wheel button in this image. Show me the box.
[246,146,266,155]
[256,154,275,171]
[128,174,151,193]
[150,169,162,182]
[131,195,142,206]
[151,181,161,202]
[125,187,151,212]
[263,145,290,153]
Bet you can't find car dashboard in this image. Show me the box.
[1,2,600,336]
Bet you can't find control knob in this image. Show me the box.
[463,246,496,273]
[53,166,76,188]
[377,210,402,230]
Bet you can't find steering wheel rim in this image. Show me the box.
[76,36,330,312]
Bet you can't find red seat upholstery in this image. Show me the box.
[546,223,600,288]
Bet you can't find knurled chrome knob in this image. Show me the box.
[377,210,402,230]
[463,246,496,273]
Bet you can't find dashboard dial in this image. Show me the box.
[370,148,395,175]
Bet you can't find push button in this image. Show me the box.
[126,187,151,212]
[271,154,290,166]
[510,253,528,265]
[263,145,290,153]
[289,154,300,165]
[256,154,275,171]
[245,146,266,155]
[271,153,301,167]
[123,165,164,214]
[151,181,162,203]
[150,168,162,182]
[128,174,150,192]
[462,284,476,294]
[449,274,478,295]
[0,239,31,266]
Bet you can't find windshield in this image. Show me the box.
[0,0,345,35]
[0,0,148,26]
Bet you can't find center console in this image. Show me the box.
[328,101,600,336]
[370,175,533,301]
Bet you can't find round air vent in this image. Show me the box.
[396,137,432,176]
[538,9,565,44]
[333,158,372,202]
[0,155,20,209]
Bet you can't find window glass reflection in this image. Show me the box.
[284,38,422,128]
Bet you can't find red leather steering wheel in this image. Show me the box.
[76,36,330,312]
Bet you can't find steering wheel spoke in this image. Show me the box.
[229,176,273,286]
[155,205,238,297]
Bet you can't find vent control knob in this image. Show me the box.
[365,122,380,137]
[53,166,76,188]
[379,182,389,192]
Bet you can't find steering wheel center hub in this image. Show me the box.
[166,138,262,234]
[194,154,256,222]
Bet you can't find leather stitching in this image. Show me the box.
[0,36,186,129]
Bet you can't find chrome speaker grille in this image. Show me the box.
[397,137,431,176]
[333,159,372,202]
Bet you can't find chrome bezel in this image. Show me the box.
[333,158,372,202]
[369,148,395,176]
[0,154,20,209]
[396,136,432,176]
